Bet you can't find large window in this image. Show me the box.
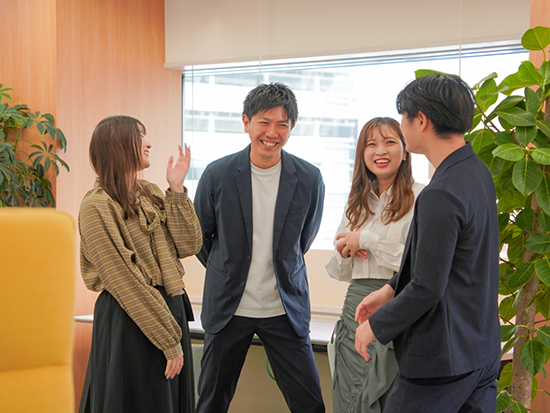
[183,42,528,250]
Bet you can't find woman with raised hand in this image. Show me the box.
[326,117,424,413]
[79,115,202,413]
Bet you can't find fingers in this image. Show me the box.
[355,250,368,259]
[165,353,184,379]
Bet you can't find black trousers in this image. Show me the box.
[383,355,500,413]
[196,315,325,413]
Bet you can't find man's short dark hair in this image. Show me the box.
[396,73,475,137]
[243,83,298,126]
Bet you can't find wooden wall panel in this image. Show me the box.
[54,0,182,410]
[1,0,58,197]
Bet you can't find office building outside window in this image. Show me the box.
[183,42,528,249]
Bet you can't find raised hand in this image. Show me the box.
[167,144,191,193]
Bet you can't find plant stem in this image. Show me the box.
[512,195,541,408]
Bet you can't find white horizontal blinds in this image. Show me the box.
[182,42,525,78]
[164,0,529,69]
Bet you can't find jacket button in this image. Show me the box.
[239,282,245,288]
[246,256,251,261]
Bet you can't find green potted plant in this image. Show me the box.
[0,83,68,207]
[419,26,550,412]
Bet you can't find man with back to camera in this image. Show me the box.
[354,74,501,412]
[193,82,325,413]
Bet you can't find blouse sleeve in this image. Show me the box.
[325,210,354,282]
[79,194,183,359]
[159,185,203,259]
[358,224,408,273]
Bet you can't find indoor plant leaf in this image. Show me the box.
[536,326,550,349]
[493,143,524,161]
[536,119,550,138]
[508,261,536,290]
[520,339,546,375]
[512,157,542,196]
[517,61,545,85]
[531,148,550,164]
[525,232,550,254]
[536,177,550,216]
[498,107,537,127]
[535,258,550,286]
[521,26,550,51]
[515,208,534,233]
[516,126,537,146]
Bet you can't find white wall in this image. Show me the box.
[165,0,530,68]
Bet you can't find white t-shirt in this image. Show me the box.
[235,162,286,317]
[325,181,424,282]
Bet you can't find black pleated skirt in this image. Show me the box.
[84,286,195,413]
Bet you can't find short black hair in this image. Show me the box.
[396,73,475,137]
[243,83,298,126]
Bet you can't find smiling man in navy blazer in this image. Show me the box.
[193,83,325,413]
[354,74,500,412]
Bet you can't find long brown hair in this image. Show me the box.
[346,117,415,230]
[89,115,162,219]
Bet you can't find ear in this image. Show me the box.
[242,114,250,133]
[417,112,430,133]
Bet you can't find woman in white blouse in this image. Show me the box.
[326,117,424,413]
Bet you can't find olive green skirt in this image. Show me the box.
[332,279,398,413]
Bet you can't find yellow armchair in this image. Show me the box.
[0,209,76,413]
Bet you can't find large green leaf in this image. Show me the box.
[414,69,450,78]
[491,96,525,116]
[476,78,498,112]
[536,258,550,285]
[525,232,550,254]
[518,61,545,85]
[494,131,514,145]
[540,61,550,86]
[512,157,542,195]
[477,144,504,177]
[525,87,541,114]
[511,401,528,413]
[531,148,550,165]
[521,26,550,51]
[537,326,550,349]
[537,287,550,318]
[501,324,519,342]
[536,177,550,215]
[471,129,494,152]
[515,208,535,233]
[499,295,517,322]
[540,211,550,232]
[520,339,546,375]
[537,119,550,138]
[508,261,536,290]
[498,213,510,233]
[516,126,537,146]
[498,107,537,127]
[472,72,498,90]
[534,129,549,148]
[496,388,511,412]
[493,143,524,161]
[498,73,532,96]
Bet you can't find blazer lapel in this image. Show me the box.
[273,151,298,253]
[235,146,253,251]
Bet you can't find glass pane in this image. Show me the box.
[183,45,528,249]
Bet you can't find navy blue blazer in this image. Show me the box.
[194,145,325,337]
[370,143,500,379]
